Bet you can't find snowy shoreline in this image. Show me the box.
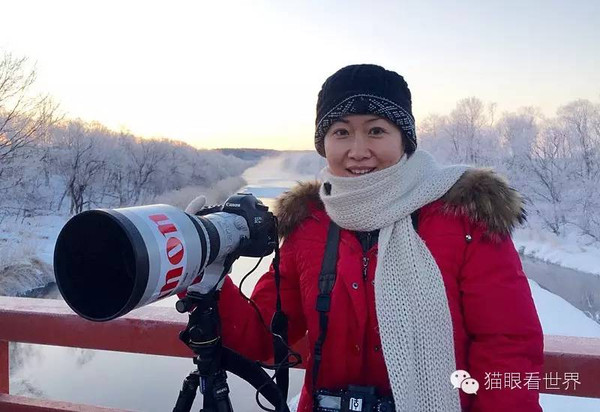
[514,227,600,278]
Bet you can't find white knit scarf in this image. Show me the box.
[318,150,469,412]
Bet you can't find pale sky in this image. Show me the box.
[1,0,599,150]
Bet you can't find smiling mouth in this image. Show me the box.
[347,168,376,175]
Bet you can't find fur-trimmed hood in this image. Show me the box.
[273,168,526,239]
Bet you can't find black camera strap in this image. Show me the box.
[271,241,290,399]
[311,211,419,390]
[312,221,341,389]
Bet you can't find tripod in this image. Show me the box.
[173,290,290,412]
[173,290,232,412]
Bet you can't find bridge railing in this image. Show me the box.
[1,296,599,411]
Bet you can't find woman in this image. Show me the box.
[202,64,543,411]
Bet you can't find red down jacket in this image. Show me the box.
[216,169,544,411]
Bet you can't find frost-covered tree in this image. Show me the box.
[421,97,600,240]
[421,99,501,166]
[418,114,453,164]
[50,121,106,214]
[0,52,58,219]
[495,108,540,190]
[42,124,254,213]
[498,108,539,160]
[522,121,573,234]
[558,99,600,179]
[556,100,600,239]
[0,52,57,165]
[121,136,168,204]
[444,97,489,163]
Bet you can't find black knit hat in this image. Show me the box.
[314,64,416,157]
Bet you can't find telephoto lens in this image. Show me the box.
[54,203,250,321]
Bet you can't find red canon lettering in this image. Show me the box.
[150,213,186,298]
[166,237,184,265]
[149,213,177,236]
[159,267,184,295]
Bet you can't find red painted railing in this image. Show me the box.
[1,296,600,411]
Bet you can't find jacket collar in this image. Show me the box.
[273,168,526,240]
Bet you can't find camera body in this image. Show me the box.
[314,386,394,412]
[219,193,276,257]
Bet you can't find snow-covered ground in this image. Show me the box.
[0,215,66,296]
[530,279,600,412]
[514,226,600,277]
[530,279,600,338]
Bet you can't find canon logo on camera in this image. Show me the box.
[149,213,186,298]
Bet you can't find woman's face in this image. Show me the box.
[324,115,405,177]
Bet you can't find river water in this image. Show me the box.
[521,255,600,323]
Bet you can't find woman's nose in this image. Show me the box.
[348,136,371,160]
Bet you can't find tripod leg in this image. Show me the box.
[200,370,233,412]
[173,370,200,412]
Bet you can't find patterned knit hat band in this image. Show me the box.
[314,93,417,157]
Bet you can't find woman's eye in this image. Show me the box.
[369,127,385,135]
[332,129,349,137]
